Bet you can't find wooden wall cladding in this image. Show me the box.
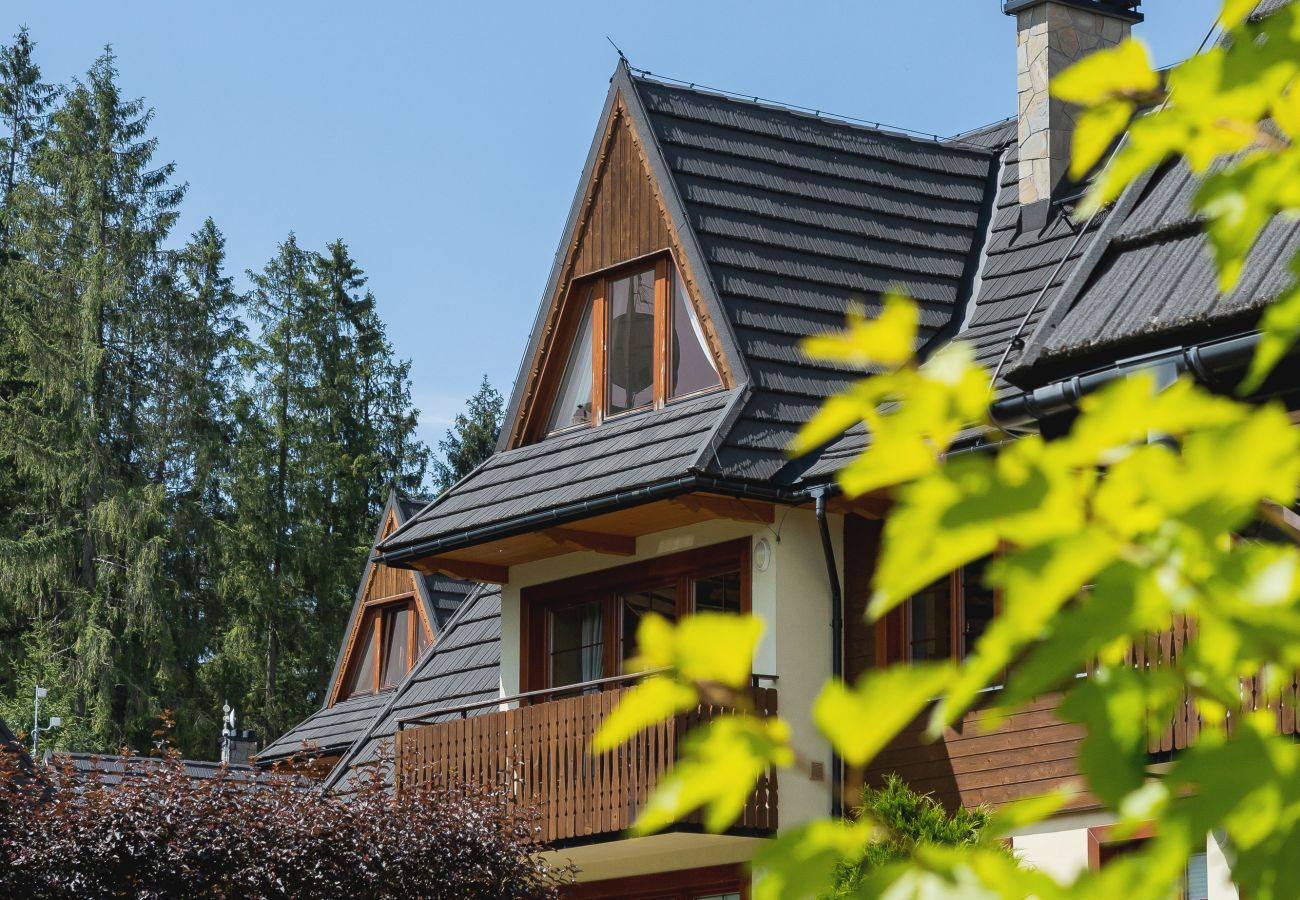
[572,109,672,279]
[853,693,1091,814]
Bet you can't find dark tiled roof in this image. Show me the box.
[1016,157,1300,375]
[258,691,392,762]
[382,389,737,555]
[955,140,1107,391]
[44,752,299,791]
[631,75,1000,483]
[324,584,502,792]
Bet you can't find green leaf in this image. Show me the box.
[1221,0,1261,29]
[800,292,918,368]
[590,675,697,754]
[631,715,793,835]
[1242,261,1300,394]
[813,664,954,767]
[751,819,877,900]
[1051,39,1158,106]
[933,530,1120,729]
[1070,99,1135,179]
[628,611,764,689]
[1060,666,1181,807]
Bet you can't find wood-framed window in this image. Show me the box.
[520,539,750,694]
[342,594,431,697]
[1087,824,1209,900]
[540,254,722,438]
[879,557,998,665]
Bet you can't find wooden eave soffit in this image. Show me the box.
[409,556,509,585]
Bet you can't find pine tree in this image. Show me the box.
[433,375,503,493]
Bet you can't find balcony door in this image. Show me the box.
[522,539,750,695]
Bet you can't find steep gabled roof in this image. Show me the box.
[384,64,1000,558]
[323,583,502,792]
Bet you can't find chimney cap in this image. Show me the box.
[1003,0,1143,23]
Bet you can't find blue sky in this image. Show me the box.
[9,0,1221,450]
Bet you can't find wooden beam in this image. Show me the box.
[829,494,892,520]
[1261,500,1300,545]
[411,556,508,584]
[542,527,636,556]
[673,494,776,525]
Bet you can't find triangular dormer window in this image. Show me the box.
[542,256,721,438]
[341,597,431,698]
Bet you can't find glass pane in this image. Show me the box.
[550,601,604,688]
[347,614,377,696]
[380,605,410,689]
[670,268,721,399]
[415,616,430,659]
[546,293,595,433]
[962,557,997,659]
[606,268,656,415]
[694,571,741,615]
[1184,851,1209,900]
[908,577,952,662]
[621,585,678,667]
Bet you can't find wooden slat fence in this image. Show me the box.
[395,686,778,844]
[1124,614,1300,752]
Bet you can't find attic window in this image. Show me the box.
[542,256,721,437]
[344,597,431,697]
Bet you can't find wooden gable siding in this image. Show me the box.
[328,511,433,706]
[571,110,671,278]
[506,95,734,448]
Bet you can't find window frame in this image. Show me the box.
[878,559,1002,666]
[535,253,723,440]
[520,539,751,694]
[340,592,431,698]
[1087,824,1210,900]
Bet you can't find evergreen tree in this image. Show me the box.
[0,27,57,261]
[433,375,503,493]
[0,48,185,748]
[220,236,427,739]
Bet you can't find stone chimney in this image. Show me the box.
[220,702,259,766]
[1005,0,1143,224]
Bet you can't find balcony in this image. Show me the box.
[394,675,778,845]
[858,615,1300,813]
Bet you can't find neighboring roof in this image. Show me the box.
[258,691,391,763]
[266,489,473,766]
[324,583,502,792]
[1014,157,1300,378]
[43,752,297,791]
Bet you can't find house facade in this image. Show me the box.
[266,1,1299,896]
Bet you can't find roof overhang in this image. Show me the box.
[378,477,888,583]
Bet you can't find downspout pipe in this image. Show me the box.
[813,488,845,820]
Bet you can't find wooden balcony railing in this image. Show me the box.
[1125,615,1300,753]
[394,678,778,845]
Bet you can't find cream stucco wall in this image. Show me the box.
[1012,813,1239,899]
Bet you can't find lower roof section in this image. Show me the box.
[258,690,392,764]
